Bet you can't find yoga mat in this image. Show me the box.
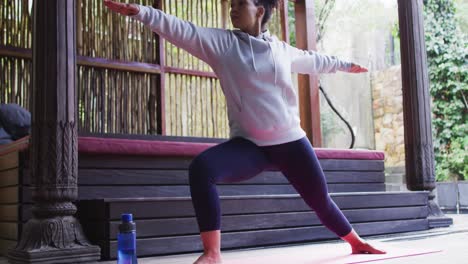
[226,243,442,264]
[340,246,442,264]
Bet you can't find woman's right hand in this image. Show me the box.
[348,63,368,73]
[104,0,140,16]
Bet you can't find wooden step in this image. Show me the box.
[19,159,387,202]
[19,183,385,202]
[78,192,428,219]
[108,219,428,258]
[91,206,428,239]
[77,191,429,259]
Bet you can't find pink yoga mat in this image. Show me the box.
[226,244,442,264]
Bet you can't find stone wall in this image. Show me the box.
[371,65,407,191]
[372,65,405,167]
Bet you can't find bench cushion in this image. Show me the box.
[0,136,385,160]
[78,136,385,160]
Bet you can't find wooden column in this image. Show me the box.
[294,0,322,147]
[397,0,452,227]
[8,1,100,262]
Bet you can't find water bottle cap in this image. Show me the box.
[121,213,133,222]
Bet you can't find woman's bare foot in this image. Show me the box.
[351,241,386,254]
[194,230,223,263]
[193,252,223,264]
[341,229,386,254]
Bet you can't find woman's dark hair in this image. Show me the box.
[254,0,280,27]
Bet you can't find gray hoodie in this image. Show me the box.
[132,5,352,146]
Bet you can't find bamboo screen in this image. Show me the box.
[0,0,287,139]
[78,68,159,134]
[0,0,32,109]
[0,56,31,109]
[164,0,225,137]
[166,73,228,137]
[77,0,161,134]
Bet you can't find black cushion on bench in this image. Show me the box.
[0,104,31,140]
[0,126,13,145]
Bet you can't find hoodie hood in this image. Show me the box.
[233,30,277,85]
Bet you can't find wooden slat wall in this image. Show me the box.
[17,150,383,206]
[18,153,386,202]
[122,219,427,258]
[76,192,429,259]
[0,151,21,256]
[105,207,427,238]
[3,138,430,259]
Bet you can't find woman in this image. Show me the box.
[104,0,386,263]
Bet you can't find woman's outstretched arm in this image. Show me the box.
[104,0,233,66]
[284,43,368,74]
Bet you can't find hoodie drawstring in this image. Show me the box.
[250,32,277,85]
[240,31,279,112]
[269,42,277,85]
[249,36,258,72]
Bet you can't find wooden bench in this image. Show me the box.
[0,135,430,259]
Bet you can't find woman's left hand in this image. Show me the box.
[349,63,368,73]
[104,0,140,16]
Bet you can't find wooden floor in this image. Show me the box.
[0,215,465,264]
[98,214,467,264]
[113,243,441,264]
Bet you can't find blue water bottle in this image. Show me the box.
[117,214,138,264]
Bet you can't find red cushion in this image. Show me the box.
[314,147,384,160]
[79,136,214,157]
[79,136,384,160]
[0,136,384,160]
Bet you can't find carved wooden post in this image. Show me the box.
[397,0,452,227]
[295,0,322,147]
[8,0,100,262]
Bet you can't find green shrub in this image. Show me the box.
[424,0,468,181]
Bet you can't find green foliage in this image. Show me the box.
[424,0,468,181]
[288,1,296,46]
[436,135,468,181]
[454,0,468,33]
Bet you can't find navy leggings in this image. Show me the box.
[188,136,353,237]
